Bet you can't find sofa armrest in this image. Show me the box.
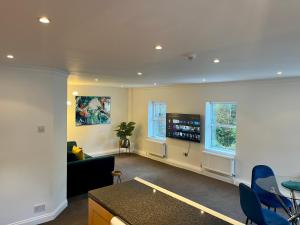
[67,152,77,162]
[67,155,115,197]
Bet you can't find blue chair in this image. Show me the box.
[239,183,290,225]
[251,165,292,211]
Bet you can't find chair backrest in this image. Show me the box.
[67,141,77,152]
[251,165,276,194]
[239,183,266,225]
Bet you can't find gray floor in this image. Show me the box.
[43,154,246,225]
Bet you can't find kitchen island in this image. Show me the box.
[88,177,243,225]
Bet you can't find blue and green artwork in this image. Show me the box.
[76,96,111,126]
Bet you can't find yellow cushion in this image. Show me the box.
[72,146,85,160]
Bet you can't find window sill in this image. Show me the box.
[146,137,166,144]
[203,148,235,159]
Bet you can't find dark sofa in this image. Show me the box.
[67,141,115,198]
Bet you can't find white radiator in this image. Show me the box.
[202,151,235,177]
[146,139,167,158]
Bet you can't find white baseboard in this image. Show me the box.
[135,150,235,185]
[7,199,68,225]
[233,178,251,187]
[88,148,119,157]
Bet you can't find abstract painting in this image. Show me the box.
[75,96,111,126]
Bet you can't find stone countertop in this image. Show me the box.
[89,179,233,225]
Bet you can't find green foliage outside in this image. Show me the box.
[212,103,237,150]
[216,127,237,148]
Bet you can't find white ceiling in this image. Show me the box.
[1,0,300,86]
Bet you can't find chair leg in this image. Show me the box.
[245,218,248,224]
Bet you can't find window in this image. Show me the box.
[205,102,237,155]
[148,101,167,140]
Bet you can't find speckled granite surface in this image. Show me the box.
[89,180,232,225]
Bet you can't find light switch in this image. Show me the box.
[37,125,45,133]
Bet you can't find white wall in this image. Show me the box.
[130,78,300,184]
[0,66,67,225]
[67,85,128,156]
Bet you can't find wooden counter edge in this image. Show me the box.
[88,198,114,225]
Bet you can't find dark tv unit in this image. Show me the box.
[166,113,201,143]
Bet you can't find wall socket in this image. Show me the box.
[34,204,46,213]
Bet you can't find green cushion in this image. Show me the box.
[281,180,300,192]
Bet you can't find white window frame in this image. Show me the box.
[148,101,167,141]
[205,101,237,157]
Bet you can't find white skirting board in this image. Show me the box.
[87,148,120,157]
[7,200,68,225]
[233,178,251,187]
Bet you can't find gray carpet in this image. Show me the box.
[43,154,246,225]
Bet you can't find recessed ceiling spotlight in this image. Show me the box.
[6,54,14,59]
[153,82,157,86]
[72,91,79,96]
[277,71,283,76]
[155,45,163,50]
[213,58,220,64]
[67,101,72,106]
[95,78,99,82]
[137,72,143,76]
[38,17,51,24]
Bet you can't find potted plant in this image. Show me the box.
[114,121,136,149]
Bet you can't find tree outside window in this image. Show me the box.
[205,102,237,155]
[148,101,167,140]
